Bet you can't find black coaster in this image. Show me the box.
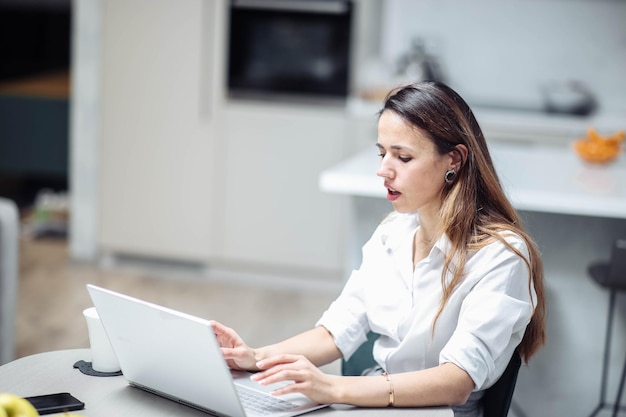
[73,360,122,377]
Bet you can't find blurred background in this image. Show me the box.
[1,1,626,416]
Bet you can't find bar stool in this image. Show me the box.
[588,238,626,417]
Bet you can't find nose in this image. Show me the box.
[376,155,394,179]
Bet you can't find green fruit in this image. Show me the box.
[0,393,39,417]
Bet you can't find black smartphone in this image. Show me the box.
[24,392,85,415]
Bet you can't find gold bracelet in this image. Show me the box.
[381,371,395,407]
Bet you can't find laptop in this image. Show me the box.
[86,284,328,417]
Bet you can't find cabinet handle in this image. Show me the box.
[232,0,349,14]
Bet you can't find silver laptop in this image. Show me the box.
[86,284,328,417]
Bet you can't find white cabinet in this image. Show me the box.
[96,0,358,274]
[98,0,225,262]
[217,102,352,272]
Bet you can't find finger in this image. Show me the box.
[209,320,228,333]
[267,372,319,398]
[211,322,246,349]
[210,323,230,342]
[253,365,310,387]
[253,370,294,387]
[271,382,301,397]
[256,354,300,370]
[210,321,236,338]
[221,347,250,362]
[220,347,238,359]
[252,359,299,383]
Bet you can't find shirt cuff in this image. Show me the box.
[316,308,369,361]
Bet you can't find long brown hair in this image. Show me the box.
[381,81,546,362]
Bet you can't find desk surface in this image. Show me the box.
[320,141,626,219]
[0,349,452,417]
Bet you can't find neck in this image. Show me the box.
[416,225,438,247]
[416,209,441,244]
[413,221,440,267]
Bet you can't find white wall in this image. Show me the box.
[379,0,626,115]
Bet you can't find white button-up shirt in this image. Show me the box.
[317,211,537,391]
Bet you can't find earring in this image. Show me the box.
[444,169,456,184]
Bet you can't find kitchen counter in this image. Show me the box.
[320,140,626,219]
[347,97,626,143]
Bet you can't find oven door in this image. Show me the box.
[228,0,353,100]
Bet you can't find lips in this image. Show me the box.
[385,184,401,202]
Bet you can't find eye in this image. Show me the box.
[377,152,386,159]
[399,156,412,163]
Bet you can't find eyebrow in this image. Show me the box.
[376,143,413,151]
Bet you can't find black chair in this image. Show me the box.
[341,332,378,376]
[482,351,521,417]
[341,332,522,417]
[587,238,626,417]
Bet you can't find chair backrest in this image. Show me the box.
[341,332,378,376]
[608,238,626,290]
[483,351,522,417]
[0,197,19,365]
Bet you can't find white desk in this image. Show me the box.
[320,141,626,219]
[0,349,452,417]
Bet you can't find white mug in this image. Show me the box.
[83,307,120,372]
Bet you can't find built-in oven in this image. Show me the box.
[227,0,353,101]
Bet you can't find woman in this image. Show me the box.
[211,81,546,416]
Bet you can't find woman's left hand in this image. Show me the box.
[250,354,341,404]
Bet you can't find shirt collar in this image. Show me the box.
[380,212,451,257]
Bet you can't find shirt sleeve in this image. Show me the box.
[316,267,371,361]
[439,236,537,390]
[315,216,402,360]
[317,212,416,361]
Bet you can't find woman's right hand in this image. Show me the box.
[210,320,258,371]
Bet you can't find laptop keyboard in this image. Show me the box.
[236,386,300,416]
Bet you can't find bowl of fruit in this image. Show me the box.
[573,127,625,164]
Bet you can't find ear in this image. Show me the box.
[449,144,468,171]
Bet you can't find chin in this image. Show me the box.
[392,201,421,214]
[392,205,411,214]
